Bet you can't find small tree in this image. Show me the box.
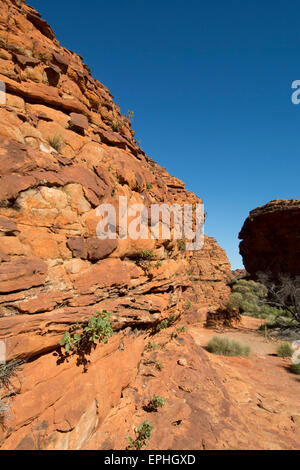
[257,273,300,326]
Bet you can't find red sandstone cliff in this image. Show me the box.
[0,0,233,449]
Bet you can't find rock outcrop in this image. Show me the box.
[239,199,300,279]
[0,0,233,449]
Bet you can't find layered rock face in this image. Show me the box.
[0,0,232,449]
[239,199,300,279]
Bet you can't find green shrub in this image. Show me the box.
[184,301,192,310]
[146,395,165,412]
[140,250,155,260]
[228,279,291,323]
[155,314,177,332]
[290,363,300,375]
[277,342,293,358]
[146,182,153,190]
[60,310,113,355]
[206,336,250,357]
[110,121,122,131]
[48,134,64,152]
[127,420,153,450]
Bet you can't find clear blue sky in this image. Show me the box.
[30,0,300,269]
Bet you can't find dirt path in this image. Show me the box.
[189,316,280,356]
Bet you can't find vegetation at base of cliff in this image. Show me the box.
[184,301,192,310]
[58,311,113,369]
[228,278,294,327]
[207,336,250,357]
[145,395,165,412]
[48,133,64,152]
[277,342,293,358]
[126,420,153,450]
[257,273,300,327]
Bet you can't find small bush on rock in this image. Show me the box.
[127,420,153,450]
[48,133,64,152]
[146,395,165,412]
[59,311,113,369]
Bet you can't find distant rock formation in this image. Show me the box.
[239,199,300,278]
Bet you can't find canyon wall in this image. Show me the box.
[0,0,232,449]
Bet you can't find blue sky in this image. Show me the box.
[30,0,300,269]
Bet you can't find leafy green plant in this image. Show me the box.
[206,336,250,357]
[140,250,155,260]
[48,134,64,152]
[60,310,113,356]
[184,301,192,310]
[127,110,134,121]
[127,420,153,450]
[146,395,165,412]
[277,342,293,358]
[146,182,153,190]
[156,261,163,268]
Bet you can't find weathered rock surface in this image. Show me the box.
[0,0,235,450]
[239,199,300,279]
